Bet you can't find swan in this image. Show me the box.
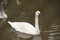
[0,0,41,39]
[0,0,8,27]
[8,10,40,38]
[0,0,8,19]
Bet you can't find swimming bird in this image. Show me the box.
[0,0,8,27]
[0,0,8,18]
[8,10,40,38]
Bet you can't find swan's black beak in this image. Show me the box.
[39,14,40,15]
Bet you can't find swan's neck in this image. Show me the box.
[1,1,3,11]
[35,14,40,34]
[35,15,39,28]
[35,14,40,33]
[0,2,7,18]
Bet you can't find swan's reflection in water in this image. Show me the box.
[9,28,41,40]
[0,19,7,27]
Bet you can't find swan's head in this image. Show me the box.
[35,10,40,16]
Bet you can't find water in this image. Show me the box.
[0,0,60,40]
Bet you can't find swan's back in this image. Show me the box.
[8,21,36,35]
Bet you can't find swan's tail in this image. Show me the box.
[8,21,11,24]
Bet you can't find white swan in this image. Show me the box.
[0,0,41,39]
[8,10,40,38]
[0,0,8,27]
[0,0,8,18]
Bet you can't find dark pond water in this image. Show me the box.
[0,0,60,40]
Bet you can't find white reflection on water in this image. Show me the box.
[48,25,60,40]
[0,19,7,24]
[33,36,41,40]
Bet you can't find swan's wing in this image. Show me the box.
[9,22,36,35]
[22,23,36,34]
[9,23,25,32]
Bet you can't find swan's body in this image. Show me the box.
[8,11,40,38]
[0,0,8,18]
[8,22,39,35]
